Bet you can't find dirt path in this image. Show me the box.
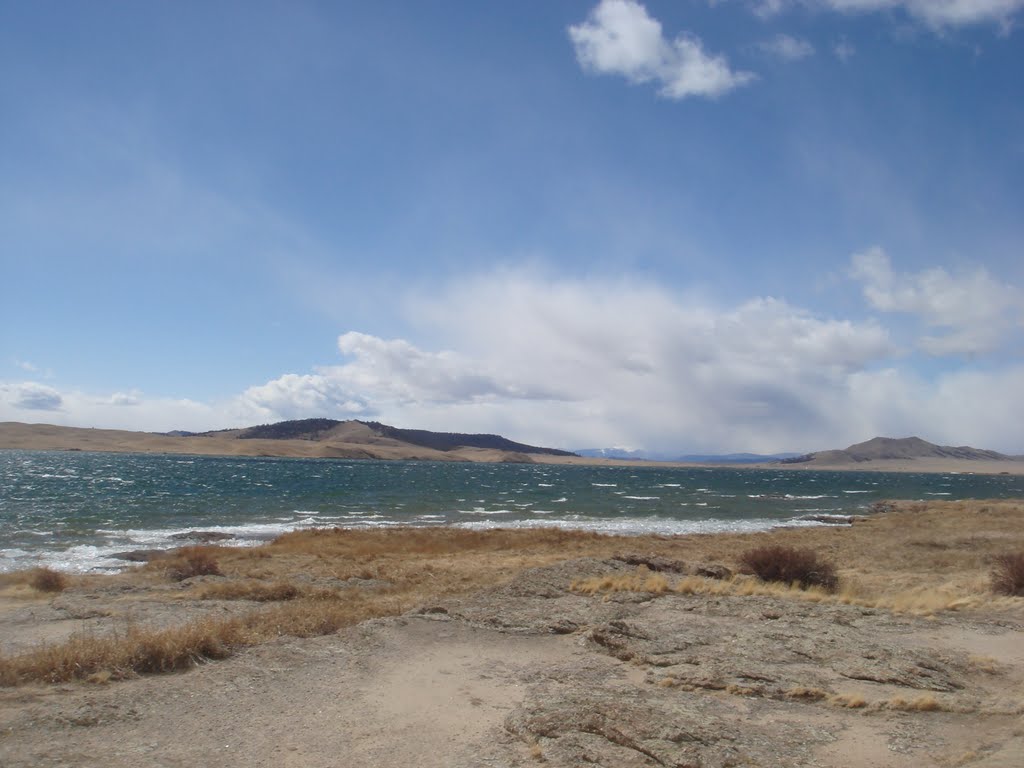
[0,616,596,768]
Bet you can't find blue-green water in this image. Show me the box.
[2,450,1022,572]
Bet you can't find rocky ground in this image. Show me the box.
[1,553,1022,768]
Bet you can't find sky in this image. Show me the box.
[2,0,1023,454]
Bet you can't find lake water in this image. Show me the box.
[2,449,1021,573]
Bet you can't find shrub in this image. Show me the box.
[739,545,838,592]
[29,567,68,593]
[990,552,1024,596]
[168,548,222,581]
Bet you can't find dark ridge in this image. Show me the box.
[779,454,813,464]
[237,419,342,441]
[230,418,576,456]
[361,421,577,457]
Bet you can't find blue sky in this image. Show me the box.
[2,0,1023,453]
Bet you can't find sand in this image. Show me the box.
[1,500,1023,766]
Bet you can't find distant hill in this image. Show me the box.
[0,419,576,463]
[780,436,1011,466]
[232,419,576,457]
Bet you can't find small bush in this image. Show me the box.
[739,545,838,592]
[168,548,222,581]
[991,552,1024,596]
[30,567,68,593]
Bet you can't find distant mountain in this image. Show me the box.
[575,448,802,464]
[231,418,576,457]
[0,419,577,463]
[780,436,1011,466]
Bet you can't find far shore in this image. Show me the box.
[3,421,1024,476]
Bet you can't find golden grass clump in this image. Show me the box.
[884,694,946,712]
[827,693,867,709]
[193,580,301,602]
[0,594,413,686]
[570,567,669,596]
[29,567,69,593]
[990,552,1024,596]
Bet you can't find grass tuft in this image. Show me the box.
[193,580,301,602]
[738,545,839,592]
[990,552,1024,596]
[0,595,411,686]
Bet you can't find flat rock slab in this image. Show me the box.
[2,559,1022,767]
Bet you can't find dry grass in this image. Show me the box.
[991,552,1024,596]
[572,568,996,616]
[883,694,948,712]
[0,593,413,686]
[29,567,69,593]
[828,693,867,709]
[738,545,839,592]
[3,500,1022,686]
[163,547,222,581]
[192,580,303,602]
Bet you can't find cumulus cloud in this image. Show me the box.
[6,265,1024,453]
[752,0,1024,28]
[0,382,219,432]
[569,0,754,99]
[759,33,816,59]
[850,247,1024,355]
[227,268,1024,453]
[4,382,63,411]
[232,271,903,452]
[833,40,856,60]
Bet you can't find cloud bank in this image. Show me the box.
[569,0,754,99]
[850,247,1024,355]
[6,256,1021,454]
[754,0,1024,27]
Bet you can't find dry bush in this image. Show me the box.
[166,548,222,581]
[990,552,1024,596]
[29,567,68,593]
[738,545,839,592]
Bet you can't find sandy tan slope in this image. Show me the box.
[772,436,1024,475]
[0,422,523,463]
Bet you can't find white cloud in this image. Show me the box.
[850,247,1024,355]
[3,382,63,411]
[569,0,755,99]
[0,381,219,432]
[759,33,816,59]
[6,266,1024,453]
[753,0,788,18]
[752,0,1024,27]
[833,40,856,60]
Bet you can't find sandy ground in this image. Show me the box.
[2,498,1024,767]
[1,564,1022,767]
